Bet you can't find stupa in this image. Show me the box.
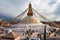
[3,3,49,34]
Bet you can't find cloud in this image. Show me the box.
[0,0,60,21]
[52,3,60,21]
[48,0,57,5]
[0,0,17,17]
[54,3,60,15]
[27,0,60,21]
[0,0,28,20]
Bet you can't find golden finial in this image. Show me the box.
[27,3,33,16]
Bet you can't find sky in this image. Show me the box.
[0,0,60,21]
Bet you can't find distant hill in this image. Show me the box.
[41,21,60,28]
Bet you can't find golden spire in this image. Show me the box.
[27,3,33,16]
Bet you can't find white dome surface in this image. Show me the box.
[20,16,42,24]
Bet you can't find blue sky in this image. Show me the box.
[0,0,60,21]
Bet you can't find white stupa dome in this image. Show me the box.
[20,16,42,24]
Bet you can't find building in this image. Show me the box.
[1,31,20,40]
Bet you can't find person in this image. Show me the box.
[26,37,30,40]
[37,34,42,40]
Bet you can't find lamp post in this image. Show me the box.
[43,24,46,40]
